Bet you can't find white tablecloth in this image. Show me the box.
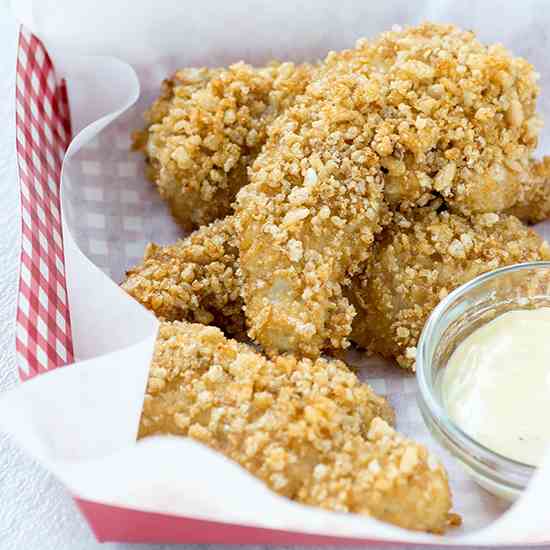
[0,1,548,548]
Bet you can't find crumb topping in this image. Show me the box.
[351,209,550,369]
[133,62,316,229]
[139,321,452,533]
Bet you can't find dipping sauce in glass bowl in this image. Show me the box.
[416,262,550,501]
[441,308,550,467]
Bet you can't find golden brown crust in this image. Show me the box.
[321,23,541,215]
[505,157,550,224]
[139,321,453,533]
[351,210,550,369]
[235,22,542,358]
[235,60,391,358]
[134,62,316,230]
[121,217,244,336]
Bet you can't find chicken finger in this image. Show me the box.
[139,321,453,533]
[321,23,541,215]
[350,209,550,370]
[121,217,244,336]
[235,57,391,358]
[133,62,316,230]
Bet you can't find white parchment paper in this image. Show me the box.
[4,0,550,545]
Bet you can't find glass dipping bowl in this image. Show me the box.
[416,261,550,501]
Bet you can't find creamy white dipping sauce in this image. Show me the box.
[441,308,550,466]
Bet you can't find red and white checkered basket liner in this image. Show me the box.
[13,25,390,546]
[15,27,74,381]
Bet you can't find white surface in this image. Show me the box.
[0,1,549,549]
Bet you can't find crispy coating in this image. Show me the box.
[234,22,542,358]
[122,207,550,373]
[320,23,541,215]
[350,209,550,369]
[139,321,454,533]
[235,57,391,358]
[506,157,550,224]
[133,62,316,230]
[120,216,361,350]
[121,217,244,336]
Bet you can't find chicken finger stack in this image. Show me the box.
[125,22,550,533]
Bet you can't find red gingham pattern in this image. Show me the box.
[15,26,74,381]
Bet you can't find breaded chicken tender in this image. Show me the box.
[121,217,244,336]
[321,23,541,215]
[139,321,454,533]
[350,209,550,369]
[234,22,542,358]
[506,157,550,224]
[133,62,316,229]
[235,61,391,358]
[120,216,358,349]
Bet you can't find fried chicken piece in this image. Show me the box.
[234,22,542,358]
[506,157,550,224]
[121,216,359,350]
[121,217,244,336]
[235,60,391,358]
[139,321,453,533]
[320,23,541,215]
[133,62,316,230]
[350,209,550,370]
